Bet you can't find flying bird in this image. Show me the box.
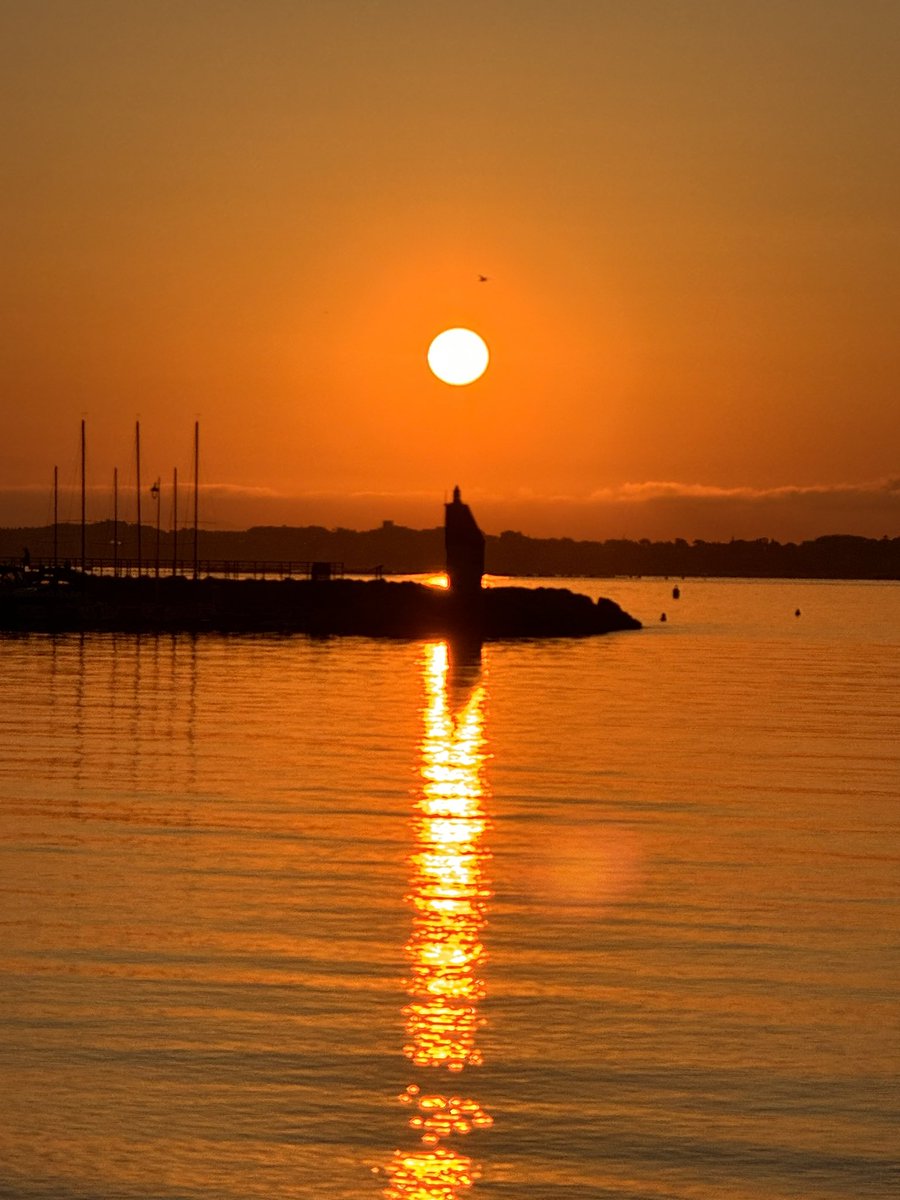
[478,274,490,283]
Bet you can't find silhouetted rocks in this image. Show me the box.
[481,587,639,637]
[0,572,640,638]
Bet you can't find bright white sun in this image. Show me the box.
[427,328,489,386]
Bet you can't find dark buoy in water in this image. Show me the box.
[672,585,680,600]
[660,612,667,622]
[795,608,801,617]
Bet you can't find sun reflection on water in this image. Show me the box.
[381,640,493,1199]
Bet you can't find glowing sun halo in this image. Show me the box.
[427,328,489,386]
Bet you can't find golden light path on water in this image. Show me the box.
[382,641,493,1199]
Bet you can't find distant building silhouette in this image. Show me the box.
[444,486,484,594]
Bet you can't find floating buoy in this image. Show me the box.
[660,612,667,622]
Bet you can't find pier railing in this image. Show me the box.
[16,558,349,581]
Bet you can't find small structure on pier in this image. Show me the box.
[444,485,485,594]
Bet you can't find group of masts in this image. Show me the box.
[57,419,201,578]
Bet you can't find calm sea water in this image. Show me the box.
[0,578,897,1200]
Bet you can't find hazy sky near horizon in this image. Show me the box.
[3,0,899,540]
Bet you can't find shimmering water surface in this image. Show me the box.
[1,578,897,1199]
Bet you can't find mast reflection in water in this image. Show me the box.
[382,641,494,1199]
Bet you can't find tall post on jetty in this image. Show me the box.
[113,467,119,577]
[192,420,199,581]
[444,485,485,595]
[444,485,486,646]
[172,466,178,577]
[80,418,86,572]
[135,420,142,576]
[53,466,58,569]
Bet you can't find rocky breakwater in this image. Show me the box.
[0,572,640,637]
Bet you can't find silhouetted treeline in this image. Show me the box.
[2,522,898,579]
[488,530,900,579]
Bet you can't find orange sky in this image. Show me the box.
[2,1,899,541]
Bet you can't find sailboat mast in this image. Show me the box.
[192,420,199,580]
[113,467,119,577]
[172,466,178,577]
[53,465,58,569]
[135,420,142,576]
[153,478,161,578]
[80,418,86,572]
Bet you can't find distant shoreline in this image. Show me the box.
[1,521,897,582]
